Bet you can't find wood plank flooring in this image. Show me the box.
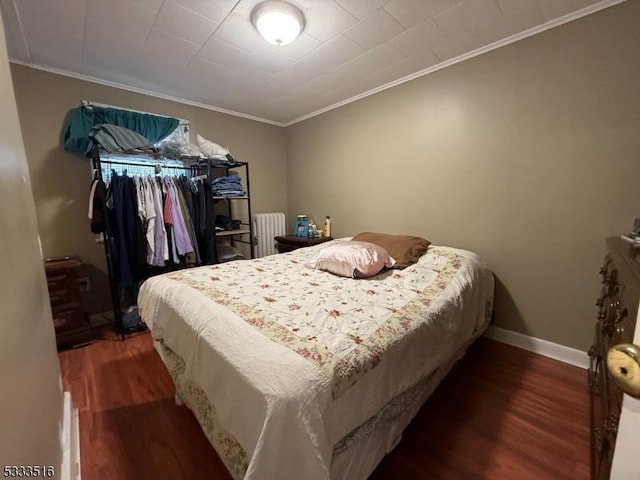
[58,329,589,479]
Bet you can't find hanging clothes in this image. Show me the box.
[149,176,169,266]
[89,177,107,234]
[88,164,217,295]
[138,176,158,266]
[160,177,178,265]
[109,173,137,288]
[163,177,193,257]
[175,180,200,265]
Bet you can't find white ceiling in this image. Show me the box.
[0,0,621,125]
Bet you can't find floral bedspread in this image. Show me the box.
[139,242,494,480]
[164,244,475,398]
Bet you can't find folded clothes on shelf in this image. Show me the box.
[212,175,245,197]
[216,214,241,231]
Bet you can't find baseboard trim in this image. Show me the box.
[61,392,81,480]
[484,326,589,370]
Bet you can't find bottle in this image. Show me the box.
[324,216,331,238]
[295,215,308,237]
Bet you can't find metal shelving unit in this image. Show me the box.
[210,161,254,260]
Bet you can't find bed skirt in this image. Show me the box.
[153,338,473,480]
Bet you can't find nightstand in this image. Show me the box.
[275,235,333,253]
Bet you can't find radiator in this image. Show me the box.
[253,212,286,258]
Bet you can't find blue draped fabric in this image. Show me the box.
[63,106,179,156]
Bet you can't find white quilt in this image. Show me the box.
[138,243,494,479]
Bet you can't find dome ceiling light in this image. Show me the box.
[251,1,305,47]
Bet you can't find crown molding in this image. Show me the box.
[283,0,627,126]
[8,0,625,128]
[8,59,286,127]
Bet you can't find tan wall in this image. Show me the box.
[0,11,63,471]
[11,64,288,314]
[285,1,640,351]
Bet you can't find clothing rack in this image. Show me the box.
[96,155,202,177]
[90,146,253,340]
[90,146,206,339]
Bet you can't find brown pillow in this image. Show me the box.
[351,232,430,269]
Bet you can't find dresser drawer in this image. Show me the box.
[48,285,78,307]
[46,272,73,289]
[47,269,80,296]
[51,303,83,332]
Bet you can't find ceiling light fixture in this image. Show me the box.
[251,1,305,47]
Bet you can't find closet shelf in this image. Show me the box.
[215,229,251,237]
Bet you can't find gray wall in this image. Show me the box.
[0,11,63,472]
[285,1,640,351]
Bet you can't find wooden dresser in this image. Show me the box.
[589,237,639,479]
[45,256,91,348]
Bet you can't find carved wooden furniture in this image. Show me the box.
[589,237,639,479]
[45,256,91,348]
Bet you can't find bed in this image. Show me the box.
[138,239,494,480]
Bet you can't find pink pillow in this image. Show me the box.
[305,241,396,278]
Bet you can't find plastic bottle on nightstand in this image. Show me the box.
[324,216,331,238]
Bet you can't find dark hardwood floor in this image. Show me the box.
[58,328,589,479]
